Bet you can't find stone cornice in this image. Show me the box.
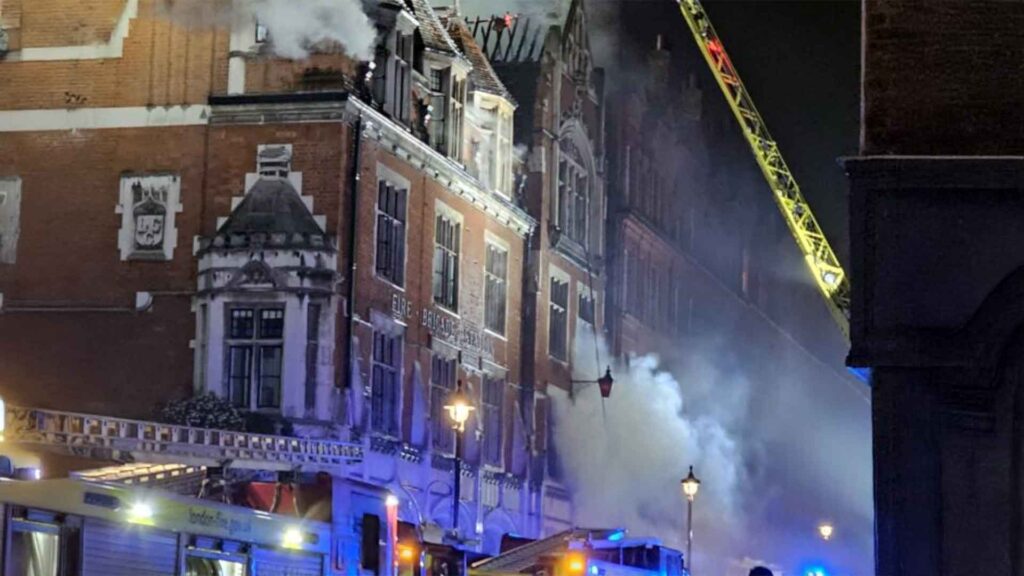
[207,92,536,238]
[348,98,536,238]
[208,92,357,126]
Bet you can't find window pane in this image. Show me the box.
[549,279,568,361]
[483,377,504,466]
[258,346,282,408]
[230,309,254,339]
[259,309,284,339]
[10,529,59,576]
[430,355,456,452]
[186,555,246,576]
[228,346,252,408]
[371,332,402,435]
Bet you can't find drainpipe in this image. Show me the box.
[347,116,364,393]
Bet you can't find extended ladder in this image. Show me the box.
[676,0,852,341]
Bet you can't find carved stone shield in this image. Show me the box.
[134,213,165,250]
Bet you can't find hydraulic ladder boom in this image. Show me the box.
[676,0,851,340]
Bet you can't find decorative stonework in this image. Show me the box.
[116,173,182,261]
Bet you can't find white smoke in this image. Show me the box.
[554,326,874,576]
[158,0,376,61]
[249,0,376,61]
[554,330,748,576]
[464,100,499,190]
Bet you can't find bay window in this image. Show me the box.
[226,306,284,410]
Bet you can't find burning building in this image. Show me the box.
[0,0,566,568]
[470,0,607,534]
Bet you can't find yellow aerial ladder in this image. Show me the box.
[676,0,852,342]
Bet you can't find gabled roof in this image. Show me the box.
[407,0,464,57]
[218,178,324,236]
[440,12,514,102]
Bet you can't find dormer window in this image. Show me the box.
[429,68,450,154]
[448,77,466,160]
[385,32,413,123]
[255,21,269,44]
[257,144,292,178]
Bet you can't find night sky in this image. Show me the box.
[606,0,861,265]
[704,0,860,266]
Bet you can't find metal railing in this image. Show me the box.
[6,406,362,472]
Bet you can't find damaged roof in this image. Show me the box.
[218,178,324,237]
[406,0,464,57]
[439,11,515,102]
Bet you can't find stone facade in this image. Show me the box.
[471,0,607,533]
[848,2,1024,574]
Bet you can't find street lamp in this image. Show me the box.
[818,522,834,541]
[681,466,701,572]
[444,380,474,534]
[570,367,615,398]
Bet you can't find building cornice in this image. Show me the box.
[206,92,535,237]
[348,97,535,238]
[208,92,357,125]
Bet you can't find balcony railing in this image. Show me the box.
[5,406,362,472]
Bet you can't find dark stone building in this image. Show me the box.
[846,2,1024,574]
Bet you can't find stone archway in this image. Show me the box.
[481,508,519,555]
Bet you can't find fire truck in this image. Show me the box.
[0,474,331,576]
[470,529,688,576]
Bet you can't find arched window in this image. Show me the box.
[557,138,589,246]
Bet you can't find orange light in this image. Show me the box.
[566,553,586,574]
[398,545,415,561]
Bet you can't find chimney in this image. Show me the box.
[649,35,671,92]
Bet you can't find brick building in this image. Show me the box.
[846,2,1024,574]
[0,0,564,558]
[470,0,607,532]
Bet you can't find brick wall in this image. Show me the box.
[0,0,224,110]
[347,139,528,464]
[863,0,1024,155]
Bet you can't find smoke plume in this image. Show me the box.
[555,330,747,576]
[158,0,377,61]
[555,326,873,576]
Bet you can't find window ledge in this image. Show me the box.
[484,328,507,342]
[374,274,406,293]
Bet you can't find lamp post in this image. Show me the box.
[681,466,701,573]
[444,380,474,535]
[818,521,834,541]
[570,367,615,398]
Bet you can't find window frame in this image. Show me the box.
[432,203,462,313]
[8,518,61,576]
[484,239,509,337]
[370,329,403,437]
[557,139,589,246]
[429,354,458,454]
[449,77,466,160]
[482,374,505,467]
[224,303,286,412]
[577,283,596,327]
[389,31,413,123]
[548,270,570,362]
[374,178,408,288]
